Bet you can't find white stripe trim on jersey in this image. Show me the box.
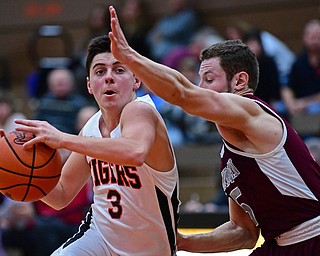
[276,215,320,246]
[256,149,318,200]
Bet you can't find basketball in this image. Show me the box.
[0,131,62,202]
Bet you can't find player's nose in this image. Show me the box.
[104,70,115,84]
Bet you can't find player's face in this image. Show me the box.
[198,57,232,93]
[87,52,139,110]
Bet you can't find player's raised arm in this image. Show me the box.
[108,6,198,110]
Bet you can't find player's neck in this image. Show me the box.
[236,87,254,96]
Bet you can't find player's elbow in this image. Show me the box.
[50,204,65,211]
[241,227,260,249]
[242,237,258,250]
[132,153,146,166]
[127,147,147,166]
[230,220,260,250]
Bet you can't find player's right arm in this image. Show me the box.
[177,198,260,252]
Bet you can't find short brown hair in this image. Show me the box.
[200,39,259,91]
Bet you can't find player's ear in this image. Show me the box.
[234,71,249,90]
[133,76,141,91]
[87,76,93,94]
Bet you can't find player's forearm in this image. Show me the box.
[41,180,68,210]
[125,50,192,107]
[60,134,146,167]
[178,221,257,253]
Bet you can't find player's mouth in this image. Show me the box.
[104,89,117,96]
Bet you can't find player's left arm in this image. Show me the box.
[40,151,91,210]
[177,198,260,252]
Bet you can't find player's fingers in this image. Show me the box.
[109,9,118,39]
[15,125,36,135]
[109,6,123,40]
[15,119,38,127]
[109,6,117,24]
[22,137,41,149]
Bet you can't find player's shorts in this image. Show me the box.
[51,226,113,256]
[51,207,114,256]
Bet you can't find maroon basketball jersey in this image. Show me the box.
[220,95,320,242]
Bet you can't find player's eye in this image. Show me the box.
[115,67,125,73]
[96,69,105,75]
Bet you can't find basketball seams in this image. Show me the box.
[24,144,37,201]
[34,147,59,169]
[0,132,62,202]
[0,166,61,179]
[3,184,48,198]
[4,135,58,169]
[4,134,35,168]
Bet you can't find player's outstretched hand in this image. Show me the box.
[108,5,133,64]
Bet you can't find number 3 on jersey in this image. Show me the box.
[107,189,122,219]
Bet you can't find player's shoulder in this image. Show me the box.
[123,100,158,121]
[125,94,158,114]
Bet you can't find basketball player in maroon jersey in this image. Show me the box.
[108,6,320,255]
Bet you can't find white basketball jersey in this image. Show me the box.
[82,95,180,256]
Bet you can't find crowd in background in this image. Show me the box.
[0,0,319,255]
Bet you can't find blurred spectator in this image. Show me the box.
[146,0,199,62]
[281,19,320,115]
[163,26,224,68]
[162,27,224,145]
[0,91,26,133]
[32,68,88,135]
[1,180,92,256]
[59,105,99,164]
[26,24,74,99]
[76,105,98,132]
[137,84,185,146]
[0,195,35,256]
[243,29,282,112]
[119,0,152,58]
[225,20,295,87]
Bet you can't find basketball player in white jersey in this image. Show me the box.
[13,35,180,255]
[108,5,320,255]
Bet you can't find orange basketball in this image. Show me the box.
[0,131,62,202]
